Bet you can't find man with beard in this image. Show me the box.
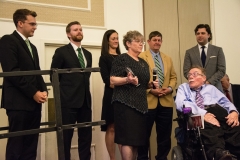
[183,24,226,91]
[50,21,92,160]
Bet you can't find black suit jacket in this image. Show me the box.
[50,43,92,108]
[0,31,47,111]
[232,84,240,112]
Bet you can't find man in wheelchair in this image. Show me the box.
[175,65,240,160]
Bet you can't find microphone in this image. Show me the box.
[153,67,157,81]
[152,67,157,89]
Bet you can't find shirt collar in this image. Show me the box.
[150,49,160,59]
[16,30,27,41]
[70,42,81,51]
[225,84,232,92]
[190,84,205,91]
[198,43,209,50]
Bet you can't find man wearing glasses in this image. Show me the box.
[175,65,240,160]
[0,9,47,160]
[138,31,177,160]
[183,24,226,91]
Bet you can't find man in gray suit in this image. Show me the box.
[183,24,226,91]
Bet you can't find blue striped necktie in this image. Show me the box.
[77,48,85,68]
[154,55,164,87]
[195,88,204,109]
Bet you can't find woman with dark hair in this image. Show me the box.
[98,29,121,160]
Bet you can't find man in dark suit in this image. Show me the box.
[0,9,48,160]
[50,21,92,160]
[183,24,226,91]
[221,74,240,112]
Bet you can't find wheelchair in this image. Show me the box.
[171,107,207,160]
[171,107,238,160]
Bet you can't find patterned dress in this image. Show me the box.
[111,53,150,146]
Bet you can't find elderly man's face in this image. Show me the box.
[188,68,206,90]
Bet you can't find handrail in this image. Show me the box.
[0,67,104,160]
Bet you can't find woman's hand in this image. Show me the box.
[127,72,138,85]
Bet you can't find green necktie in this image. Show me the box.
[25,39,33,58]
[77,48,85,68]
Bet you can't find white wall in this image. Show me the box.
[211,0,240,84]
[0,0,144,159]
[1,0,240,159]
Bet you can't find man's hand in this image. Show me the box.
[204,113,220,127]
[127,72,138,85]
[33,91,48,103]
[150,87,171,97]
[158,87,171,97]
[225,111,239,128]
[150,88,160,96]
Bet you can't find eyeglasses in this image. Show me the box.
[187,72,203,78]
[24,22,38,27]
[132,40,145,45]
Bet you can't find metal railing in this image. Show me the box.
[0,68,105,160]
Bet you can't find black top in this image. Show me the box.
[0,31,47,111]
[111,53,150,113]
[99,54,118,130]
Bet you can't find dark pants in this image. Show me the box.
[201,105,240,159]
[6,110,41,160]
[138,101,173,160]
[61,100,92,160]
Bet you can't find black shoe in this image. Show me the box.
[215,148,232,160]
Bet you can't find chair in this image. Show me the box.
[171,107,207,160]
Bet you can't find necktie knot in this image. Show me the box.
[224,89,229,93]
[201,46,205,49]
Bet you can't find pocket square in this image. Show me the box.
[210,56,216,58]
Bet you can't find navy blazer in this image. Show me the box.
[50,43,92,108]
[0,31,47,111]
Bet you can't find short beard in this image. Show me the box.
[72,35,83,42]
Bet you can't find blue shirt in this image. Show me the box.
[175,83,237,116]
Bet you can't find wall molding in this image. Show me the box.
[3,0,91,11]
[0,18,107,30]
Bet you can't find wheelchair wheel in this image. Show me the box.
[171,146,183,160]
